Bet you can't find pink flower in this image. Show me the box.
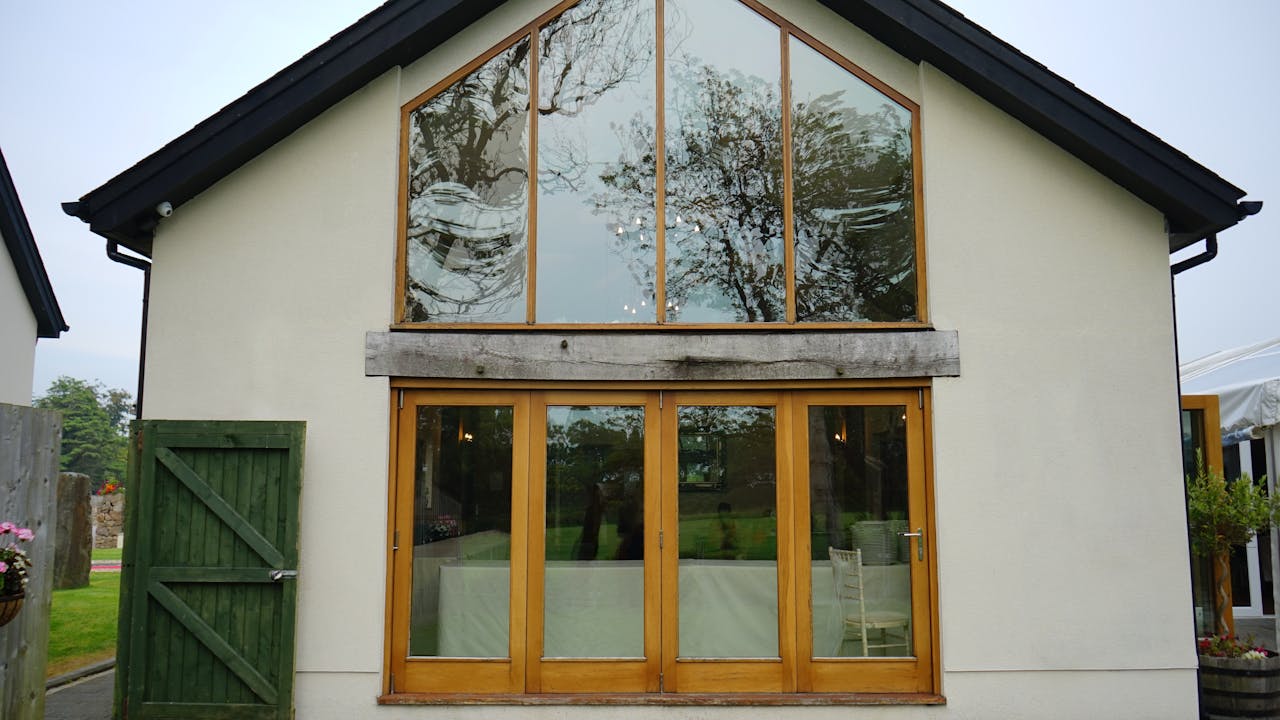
[0,522,13,534]
[0,561,7,574]
[15,528,33,541]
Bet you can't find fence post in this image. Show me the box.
[0,403,63,720]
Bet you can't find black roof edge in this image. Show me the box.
[825,0,1254,251]
[1,146,67,339]
[67,0,1255,255]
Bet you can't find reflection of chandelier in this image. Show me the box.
[606,215,657,320]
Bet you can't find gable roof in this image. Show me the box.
[63,0,1256,257]
[1,146,67,339]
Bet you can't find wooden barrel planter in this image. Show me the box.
[0,591,24,628]
[1200,654,1280,719]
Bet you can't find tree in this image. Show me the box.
[33,376,133,491]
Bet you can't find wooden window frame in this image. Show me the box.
[394,0,927,331]
[385,382,941,700]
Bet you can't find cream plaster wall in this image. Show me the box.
[143,70,400,674]
[921,62,1192,679]
[0,238,39,405]
[139,0,1196,718]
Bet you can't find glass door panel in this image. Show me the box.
[543,405,646,657]
[675,404,779,658]
[808,405,913,658]
[394,391,529,694]
[530,393,660,693]
[409,405,515,658]
[794,390,933,694]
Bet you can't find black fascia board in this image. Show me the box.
[0,147,67,339]
[69,0,1252,254]
[820,0,1249,250]
[68,0,504,257]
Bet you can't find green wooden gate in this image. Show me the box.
[115,421,305,719]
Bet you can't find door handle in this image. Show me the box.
[899,529,924,561]
[269,569,298,582]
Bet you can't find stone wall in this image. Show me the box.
[90,492,125,549]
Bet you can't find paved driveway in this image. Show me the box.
[45,669,112,720]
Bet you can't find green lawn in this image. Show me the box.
[92,547,124,562]
[46,571,120,678]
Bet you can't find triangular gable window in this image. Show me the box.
[399,0,922,326]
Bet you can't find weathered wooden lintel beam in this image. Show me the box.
[365,330,959,382]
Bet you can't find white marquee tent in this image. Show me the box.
[1183,336,1280,446]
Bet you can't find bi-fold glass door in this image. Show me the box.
[528,392,662,692]
[660,392,793,692]
[390,387,934,694]
[793,390,934,693]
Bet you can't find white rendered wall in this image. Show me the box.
[920,61,1194,713]
[0,239,39,405]
[142,70,401,677]
[139,0,1197,717]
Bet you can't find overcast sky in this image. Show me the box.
[2,1,1276,400]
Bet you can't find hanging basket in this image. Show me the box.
[0,591,25,628]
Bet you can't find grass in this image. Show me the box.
[46,571,120,679]
[92,547,124,563]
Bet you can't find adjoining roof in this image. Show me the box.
[1,146,67,339]
[64,0,1256,257]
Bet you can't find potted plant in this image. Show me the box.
[1186,458,1280,718]
[1197,634,1280,718]
[0,521,34,627]
[1186,457,1280,635]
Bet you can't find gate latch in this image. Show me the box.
[270,569,298,582]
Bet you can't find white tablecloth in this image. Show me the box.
[428,558,909,658]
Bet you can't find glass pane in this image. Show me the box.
[663,0,785,322]
[790,38,917,322]
[1181,408,1206,477]
[410,406,514,657]
[405,40,531,322]
[537,0,658,323]
[677,405,778,658]
[544,406,646,657]
[808,405,913,657]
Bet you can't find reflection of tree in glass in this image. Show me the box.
[597,61,916,323]
[793,92,915,321]
[546,407,644,561]
[405,40,531,321]
[537,0,654,192]
[599,63,786,322]
[405,0,916,324]
[537,0,659,312]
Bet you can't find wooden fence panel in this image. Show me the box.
[0,403,62,720]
